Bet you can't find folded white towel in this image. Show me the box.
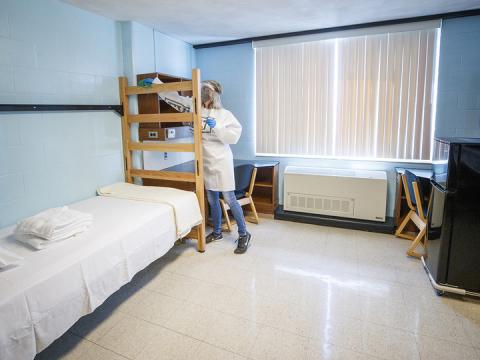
[16,224,90,250]
[15,207,93,242]
[0,247,24,269]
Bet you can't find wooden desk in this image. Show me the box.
[236,159,279,214]
[394,167,433,228]
[158,159,279,215]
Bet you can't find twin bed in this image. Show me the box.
[0,192,199,360]
[0,69,207,360]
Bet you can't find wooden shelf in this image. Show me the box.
[252,194,273,205]
[136,72,193,142]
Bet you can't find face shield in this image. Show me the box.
[201,81,223,109]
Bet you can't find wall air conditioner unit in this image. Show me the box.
[284,166,387,222]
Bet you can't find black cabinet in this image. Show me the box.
[426,138,480,294]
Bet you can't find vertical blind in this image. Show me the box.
[255,24,440,160]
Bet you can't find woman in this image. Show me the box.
[152,77,252,254]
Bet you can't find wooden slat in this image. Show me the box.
[130,169,195,182]
[128,113,193,124]
[191,68,206,252]
[118,77,133,183]
[126,81,193,95]
[128,141,195,152]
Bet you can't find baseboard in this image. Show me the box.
[274,205,395,234]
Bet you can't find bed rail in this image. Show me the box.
[118,69,206,252]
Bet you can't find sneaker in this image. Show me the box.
[234,232,251,254]
[206,232,223,244]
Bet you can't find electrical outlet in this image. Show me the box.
[164,152,168,160]
[148,131,158,139]
[167,128,176,139]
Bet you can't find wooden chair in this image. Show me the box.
[395,170,427,258]
[220,164,259,232]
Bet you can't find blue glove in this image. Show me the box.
[138,78,154,87]
[206,117,216,128]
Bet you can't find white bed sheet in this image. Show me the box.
[0,196,177,360]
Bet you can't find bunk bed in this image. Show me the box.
[118,68,206,251]
[0,69,206,360]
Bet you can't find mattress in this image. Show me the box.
[0,196,177,360]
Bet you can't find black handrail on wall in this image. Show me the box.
[0,104,123,116]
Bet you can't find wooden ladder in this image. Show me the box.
[118,69,206,252]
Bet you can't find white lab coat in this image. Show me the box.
[153,78,242,191]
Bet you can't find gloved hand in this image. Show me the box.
[206,117,216,128]
[138,78,154,87]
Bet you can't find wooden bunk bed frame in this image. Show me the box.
[118,69,206,252]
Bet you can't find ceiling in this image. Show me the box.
[63,0,480,45]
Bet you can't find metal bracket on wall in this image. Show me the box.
[0,104,124,116]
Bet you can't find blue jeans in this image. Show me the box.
[207,190,247,237]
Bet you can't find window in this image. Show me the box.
[254,22,441,161]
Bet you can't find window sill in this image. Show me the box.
[255,152,433,165]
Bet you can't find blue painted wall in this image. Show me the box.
[120,22,195,83]
[121,22,196,172]
[151,28,196,168]
[435,16,480,137]
[0,0,124,228]
[0,3,196,228]
[195,44,255,159]
[155,32,196,79]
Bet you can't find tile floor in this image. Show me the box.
[36,219,480,360]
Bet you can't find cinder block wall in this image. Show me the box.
[436,15,480,137]
[0,0,124,227]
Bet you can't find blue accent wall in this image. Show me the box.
[435,16,480,137]
[0,3,196,228]
[121,22,196,172]
[196,44,255,159]
[0,0,124,228]
[155,32,196,79]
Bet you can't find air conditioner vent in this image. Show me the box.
[307,197,314,209]
[290,195,298,207]
[287,193,354,217]
[298,196,306,208]
[284,166,387,222]
[332,200,340,211]
[324,199,331,210]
